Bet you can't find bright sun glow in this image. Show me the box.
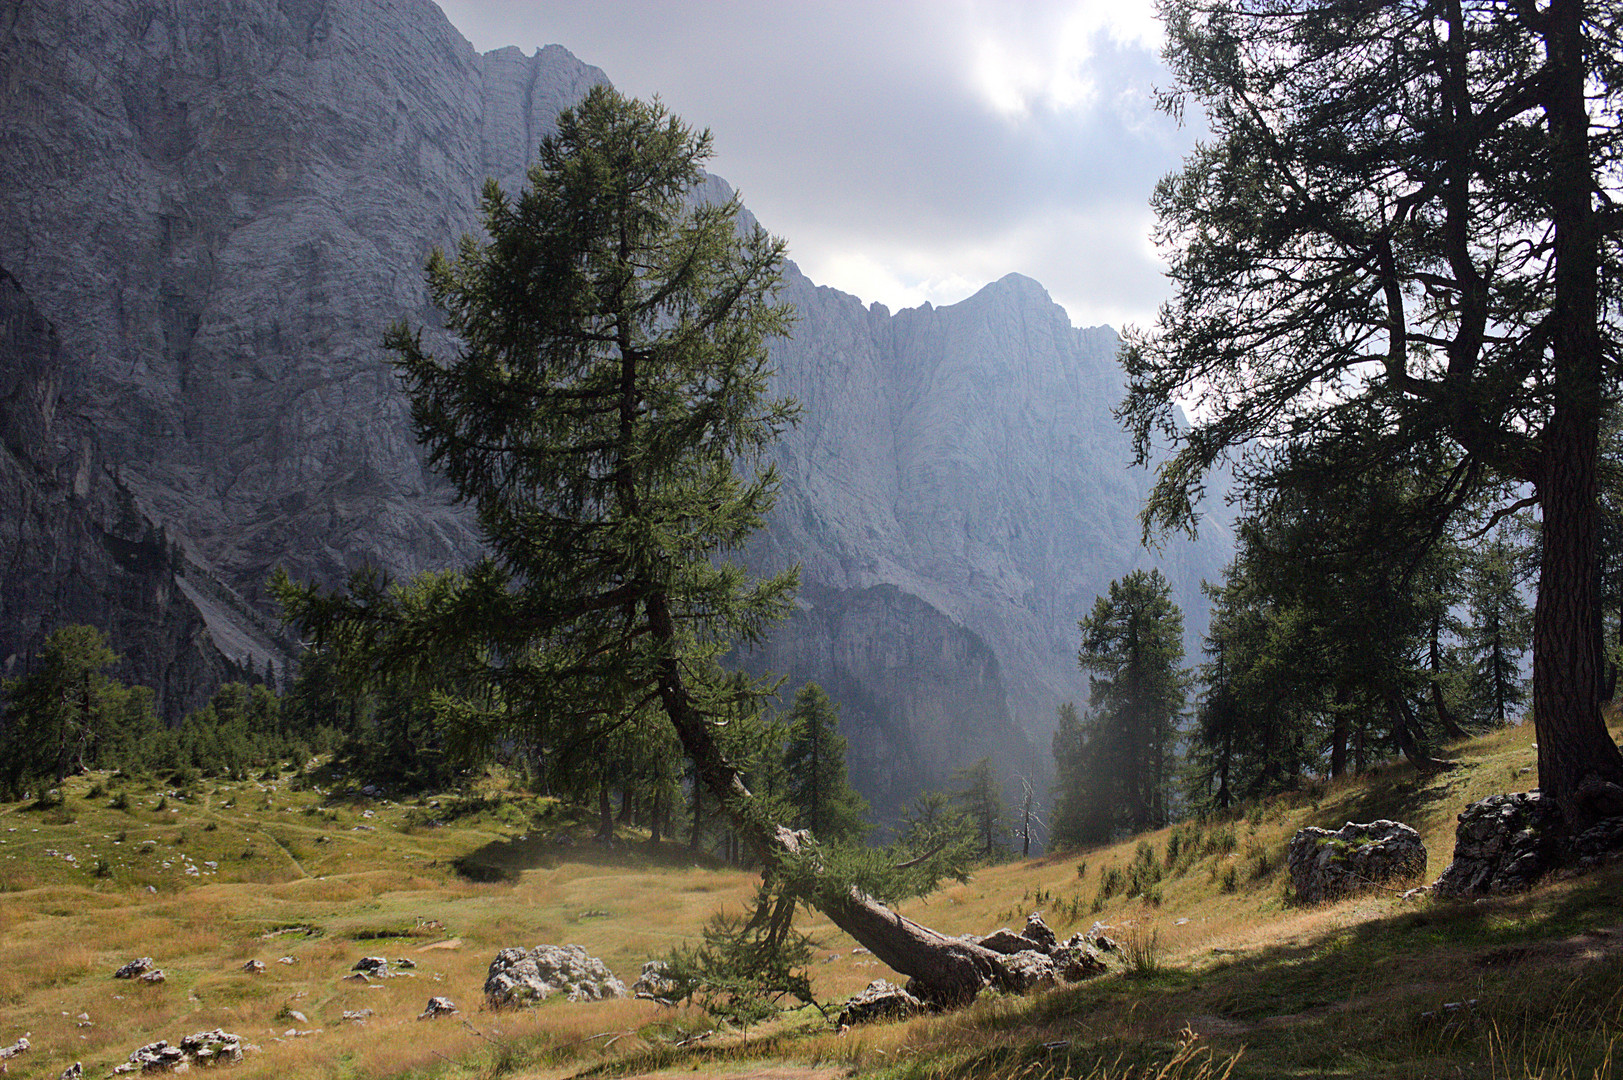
[963,0,1163,119]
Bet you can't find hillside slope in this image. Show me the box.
[0,721,1618,1079]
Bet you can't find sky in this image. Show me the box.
[433,1,1194,333]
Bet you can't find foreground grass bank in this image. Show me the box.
[1,718,1619,1079]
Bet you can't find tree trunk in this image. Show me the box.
[646,593,1012,1005]
[1532,0,1623,830]
[596,783,613,843]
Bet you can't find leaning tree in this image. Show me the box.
[275,86,1012,1004]
[1121,0,1623,829]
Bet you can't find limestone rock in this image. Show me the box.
[59,1063,82,1080]
[113,957,155,979]
[1052,935,1110,981]
[630,960,680,1005]
[138,970,167,984]
[979,928,1044,955]
[242,960,265,974]
[1023,912,1058,951]
[999,950,1058,993]
[1433,792,1566,898]
[1288,820,1426,903]
[837,979,925,1026]
[0,1037,28,1062]
[116,1030,245,1073]
[418,997,458,1020]
[484,945,626,1008]
[0,0,1233,790]
[351,956,389,978]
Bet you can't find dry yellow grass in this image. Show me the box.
[0,717,1616,1080]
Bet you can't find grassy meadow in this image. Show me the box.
[0,717,1620,1080]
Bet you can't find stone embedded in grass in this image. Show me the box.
[1287,820,1426,903]
[112,957,154,979]
[242,960,266,974]
[418,996,457,1020]
[837,979,924,1026]
[138,969,166,984]
[484,945,626,1008]
[0,1036,29,1062]
[58,1062,82,1080]
[341,1009,374,1024]
[1052,934,1111,980]
[631,960,680,1005]
[351,956,390,978]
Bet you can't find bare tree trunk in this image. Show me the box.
[1532,0,1623,830]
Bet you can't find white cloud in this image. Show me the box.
[433,0,1187,331]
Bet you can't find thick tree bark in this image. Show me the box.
[1329,686,1349,779]
[1532,0,1623,830]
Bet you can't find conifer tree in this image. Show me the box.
[782,682,869,844]
[1121,0,1623,829]
[1066,569,1188,839]
[276,86,1009,1005]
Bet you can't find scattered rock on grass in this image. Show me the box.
[350,956,389,978]
[837,980,924,1026]
[112,1029,248,1073]
[113,958,154,979]
[242,960,266,974]
[58,1062,82,1080]
[484,945,626,1007]
[1288,820,1426,902]
[1052,935,1110,980]
[631,960,680,1005]
[418,997,458,1020]
[0,1037,28,1063]
[138,970,166,984]
[341,1010,373,1024]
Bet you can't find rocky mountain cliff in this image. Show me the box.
[0,0,1230,817]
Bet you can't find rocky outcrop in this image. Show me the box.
[0,271,263,717]
[0,0,1232,788]
[484,945,626,1007]
[1287,820,1427,903]
[1433,791,1568,898]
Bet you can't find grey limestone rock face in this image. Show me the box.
[1287,819,1427,903]
[1433,791,1566,898]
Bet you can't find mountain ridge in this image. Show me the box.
[0,0,1231,814]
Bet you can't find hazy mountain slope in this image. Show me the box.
[0,0,1231,814]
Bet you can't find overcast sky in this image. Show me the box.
[433,1,1193,332]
